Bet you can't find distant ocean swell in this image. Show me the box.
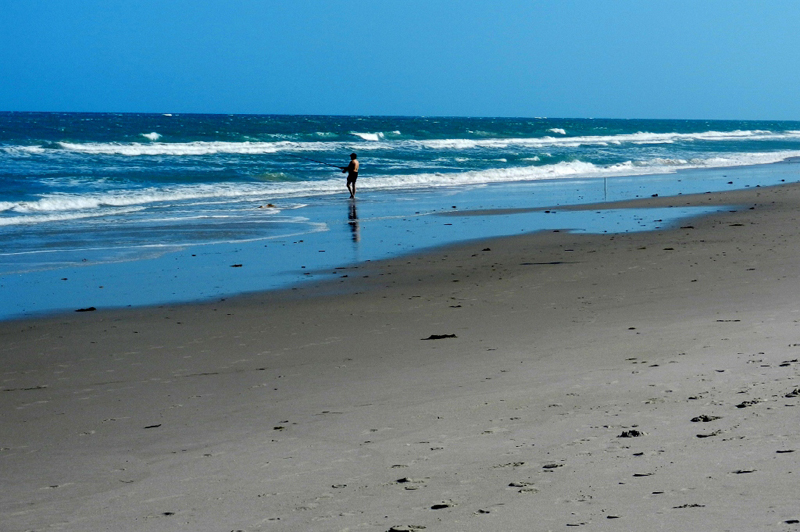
[4,128,800,157]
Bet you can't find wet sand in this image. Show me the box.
[2,183,800,531]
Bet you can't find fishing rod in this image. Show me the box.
[284,153,343,169]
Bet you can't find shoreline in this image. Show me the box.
[3,157,800,321]
[3,180,800,530]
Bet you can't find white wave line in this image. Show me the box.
[3,150,799,225]
[2,129,796,157]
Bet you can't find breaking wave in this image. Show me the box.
[350,131,384,141]
[4,149,799,227]
[6,128,790,157]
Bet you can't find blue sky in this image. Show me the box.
[2,0,799,119]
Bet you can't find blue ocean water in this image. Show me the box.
[2,113,800,318]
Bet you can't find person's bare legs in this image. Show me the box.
[347,181,356,198]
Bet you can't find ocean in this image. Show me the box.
[2,112,800,318]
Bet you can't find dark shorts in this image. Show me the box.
[347,172,358,183]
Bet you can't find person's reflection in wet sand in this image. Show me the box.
[348,200,360,242]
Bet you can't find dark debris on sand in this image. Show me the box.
[618,429,645,438]
[422,334,457,340]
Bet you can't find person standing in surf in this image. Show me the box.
[341,153,359,198]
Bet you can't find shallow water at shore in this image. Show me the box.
[2,160,798,320]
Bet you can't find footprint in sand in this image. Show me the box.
[736,399,763,408]
[431,500,455,510]
[493,461,525,469]
[691,415,722,422]
[696,429,723,438]
[396,477,426,490]
[618,429,645,438]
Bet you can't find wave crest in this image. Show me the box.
[1,128,795,158]
[350,131,385,141]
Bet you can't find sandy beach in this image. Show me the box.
[3,182,800,531]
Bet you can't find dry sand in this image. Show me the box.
[2,183,800,531]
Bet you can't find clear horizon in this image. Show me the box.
[4,111,800,124]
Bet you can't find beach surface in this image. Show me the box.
[3,182,800,531]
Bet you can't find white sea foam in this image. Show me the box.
[414,129,800,151]
[1,181,345,225]
[4,149,800,228]
[354,149,800,191]
[56,140,342,156]
[1,145,47,156]
[351,161,604,191]
[649,157,689,166]
[141,132,161,141]
[0,207,145,226]
[548,128,567,135]
[27,128,799,158]
[350,131,384,141]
